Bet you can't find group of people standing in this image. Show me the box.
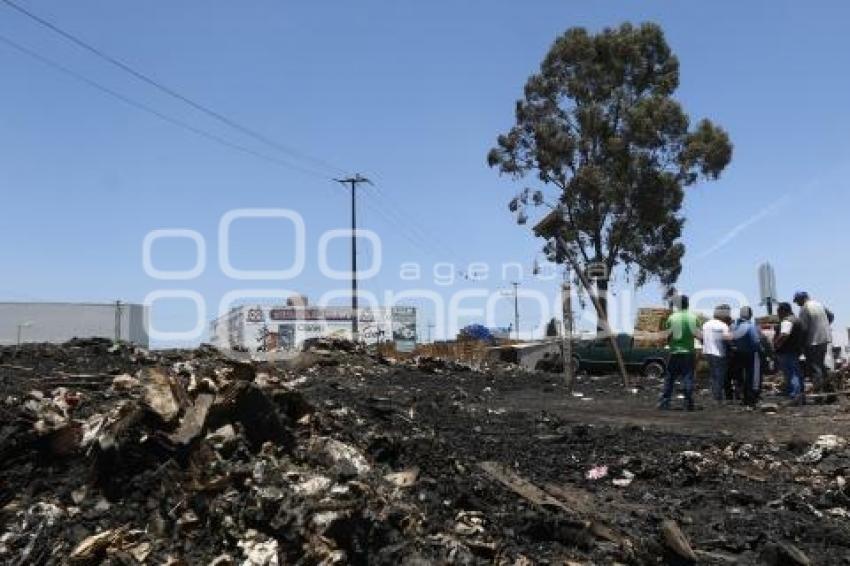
[658,292,833,411]
[701,303,763,406]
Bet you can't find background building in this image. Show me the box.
[210,297,416,353]
[0,302,149,347]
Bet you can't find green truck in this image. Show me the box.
[572,333,668,378]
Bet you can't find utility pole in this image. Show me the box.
[15,321,32,355]
[554,232,629,387]
[561,271,574,392]
[500,283,521,341]
[512,282,520,341]
[426,321,435,343]
[114,300,123,342]
[334,174,372,342]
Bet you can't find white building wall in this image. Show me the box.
[126,303,149,346]
[0,302,149,347]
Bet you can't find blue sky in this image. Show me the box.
[2,1,849,346]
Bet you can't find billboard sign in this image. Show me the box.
[228,304,416,353]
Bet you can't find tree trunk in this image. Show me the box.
[595,278,609,336]
[592,276,628,387]
[554,235,629,388]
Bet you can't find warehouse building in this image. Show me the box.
[0,302,149,347]
[210,296,417,353]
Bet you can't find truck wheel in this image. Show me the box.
[643,361,665,379]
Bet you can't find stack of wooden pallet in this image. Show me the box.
[634,307,672,332]
[633,307,671,347]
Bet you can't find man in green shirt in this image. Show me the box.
[659,295,701,410]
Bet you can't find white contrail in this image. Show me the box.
[695,194,791,260]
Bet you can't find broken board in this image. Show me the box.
[478,461,569,512]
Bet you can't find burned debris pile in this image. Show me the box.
[2,339,850,564]
[2,340,403,564]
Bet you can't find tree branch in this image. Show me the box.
[553,177,592,264]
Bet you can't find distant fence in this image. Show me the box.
[415,340,492,363]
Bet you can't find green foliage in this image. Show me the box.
[489,22,732,290]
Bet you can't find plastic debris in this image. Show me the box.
[586,465,609,480]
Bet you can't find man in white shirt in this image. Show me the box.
[702,304,732,403]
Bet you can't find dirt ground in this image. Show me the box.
[2,340,850,564]
[501,374,850,443]
[297,363,850,564]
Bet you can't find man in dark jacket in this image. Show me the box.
[719,311,740,402]
[730,306,762,407]
[774,302,805,404]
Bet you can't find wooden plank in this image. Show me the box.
[803,390,850,399]
[0,364,34,371]
[478,462,632,548]
[732,468,767,482]
[661,519,697,562]
[478,461,569,511]
[541,482,595,516]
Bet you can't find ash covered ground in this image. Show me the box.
[2,339,850,564]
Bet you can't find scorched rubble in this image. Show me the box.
[1,338,850,564]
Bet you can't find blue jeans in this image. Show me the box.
[706,354,727,401]
[660,352,695,408]
[805,344,828,392]
[779,352,804,400]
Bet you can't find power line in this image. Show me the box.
[358,194,433,250]
[0,0,349,178]
[325,170,447,260]
[346,184,482,289]
[3,32,474,274]
[361,171,474,271]
[366,188,434,247]
[368,185,465,265]
[1,25,459,266]
[357,193,460,265]
[0,33,334,181]
[353,182,473,272]
[1,0,479,270]
[1,0,479,269]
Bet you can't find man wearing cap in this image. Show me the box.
[794,291,833,392]
[774,302,805,404]
[702,304,732,404]
[659,295,701,411]
[730,306,762,407]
